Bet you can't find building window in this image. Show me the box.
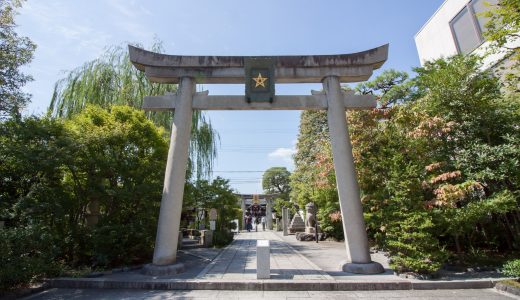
[450,0,498,54]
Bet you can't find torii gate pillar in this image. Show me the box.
[324,76,384,273]
[152,77,194,266]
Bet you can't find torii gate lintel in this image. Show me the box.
[142,91,377,111]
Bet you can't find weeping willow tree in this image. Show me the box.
[48,43,218,178]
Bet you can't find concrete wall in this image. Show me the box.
[415,0,469,65]
[415,0,519,69]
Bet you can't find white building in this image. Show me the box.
[415,0,518,69]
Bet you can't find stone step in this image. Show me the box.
[46,277,498,291]
[182,238,203,249]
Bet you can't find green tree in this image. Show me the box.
[65,105,168,265]
[0,116,75,228]
[291,110,335,206]
[292,58,520,274]
[0,226,61,290]
[184,177,240,246]
[0,0,36,119]
[0,105,169,268]
[351,56,520,273]
[290,110,341,239]
[356,69,414,108]
[482,0,520,88]
[262,167,292,198]
[48,44,218,177]
[483,0,519,59]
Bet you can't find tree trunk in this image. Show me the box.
[501,216,514,250]
[455,234,462,254]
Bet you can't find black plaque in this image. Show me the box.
[245,57,275,103]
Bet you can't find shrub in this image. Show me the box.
[502,259,520,278]
[213,230,234,247]
[386,212,447,275]
[318,209,344,241]
[91,223,155,267]
[0,226,61,290]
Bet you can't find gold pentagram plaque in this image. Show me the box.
[245,57,275,103]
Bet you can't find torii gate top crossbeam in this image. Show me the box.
[128,44,388,84]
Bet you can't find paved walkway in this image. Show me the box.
[23,287,518,300]
[40,229,512,296]
[197,231,332,280]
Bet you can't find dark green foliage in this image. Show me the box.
[0,105,168,288]
[356,69,414,108]
[502,259,520,277]
[262,167,291,198]
[272,198,294,218]
[91,223,155,267]
[183,177,240,246]
[291,110,340,239]
[482,0,520,80]
[0,117,76,227]
[359,57,520,273]
[317,206,343,241]
[386,212,447,274]
[0,0,36,119]
[0,226,61,290]
[213,230,234,248]
[293,56,520,275]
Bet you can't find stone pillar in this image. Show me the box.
[241,197,246,231]
[323,76,383,274]
[256,240,270,279]
[282,207,289,236]
[152,77,195,266]
[266,199,273,230]
[197,208,206,230]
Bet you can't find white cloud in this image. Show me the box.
[108,0,152,18]
[268,147,296,162]
[20,1,112,55]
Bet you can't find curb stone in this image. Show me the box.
[495,282,520,297]
[45,278,499,291]
[0,283,48,300]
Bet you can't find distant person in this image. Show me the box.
[261,216,266,231]
[246,216,253,232]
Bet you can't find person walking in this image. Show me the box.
[261,216,266,231]
[246,215,253,232]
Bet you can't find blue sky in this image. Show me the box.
[17,0,445,194]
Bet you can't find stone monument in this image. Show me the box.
[305,202,317,234]
[288,213,305,234]
[282,207,289,236]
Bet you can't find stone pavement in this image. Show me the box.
[197,231,332,280]
[22,287,518,300]
[43,230,510,293]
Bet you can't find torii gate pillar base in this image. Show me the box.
[340,261,385,274]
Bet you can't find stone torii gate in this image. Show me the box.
[129,44,388,275]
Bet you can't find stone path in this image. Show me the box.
[41,230,512,295]
[23,288,517,299]
[197,231,332,280]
